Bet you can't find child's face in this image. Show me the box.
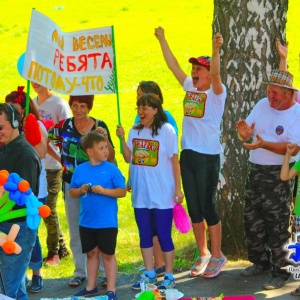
[90,140,109,162]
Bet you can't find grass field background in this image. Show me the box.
[1,0,299,278]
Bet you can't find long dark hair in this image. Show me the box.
[134,93,167,137]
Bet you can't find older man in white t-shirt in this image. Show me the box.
[237,70,300,290]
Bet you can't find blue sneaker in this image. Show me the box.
[106,291,117,300]
[158,276,176,290]
[73,286,99,297]
[30,275,43,293]
[132,274,157,290]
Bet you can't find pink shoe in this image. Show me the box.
[203,255,227,278]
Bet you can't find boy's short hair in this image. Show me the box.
[81,130,107,152]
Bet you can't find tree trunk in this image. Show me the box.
[213,0,289,255]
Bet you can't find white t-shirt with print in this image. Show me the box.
[182,77,227,154]
[127,123,178,209]
[246,97,300,165]
[33,94,71,169]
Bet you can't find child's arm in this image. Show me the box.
[171,154,184,204]
[91,185,127,198]
[280,143,298,181]
[69,183,90,198]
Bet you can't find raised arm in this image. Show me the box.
[281,143,298,181]
[276,38,288,72]
[210,33,224,95]
[154,26,187,86]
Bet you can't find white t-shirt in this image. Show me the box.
[127,123,178,209]
[246,98,300,165]
[182,77,227,154]
[33,94,71,169]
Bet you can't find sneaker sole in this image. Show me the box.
[74,291,99,297]
[29,288,43,293]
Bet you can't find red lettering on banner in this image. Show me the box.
[53,48,112,72]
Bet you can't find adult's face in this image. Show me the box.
[267,85,294,111]
[70,101,89,120]
[0,113,15,144]
[191,64,210,90]
[136,105,157,128]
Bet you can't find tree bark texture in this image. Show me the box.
[213,0,289,254]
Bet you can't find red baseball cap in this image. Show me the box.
[188,56,211,67]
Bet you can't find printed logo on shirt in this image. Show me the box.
[275,125,284,135]
[183,91,207,118]
[285,235,300,279]
[132,138,159,166]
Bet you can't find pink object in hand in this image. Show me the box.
[173,203,192,233]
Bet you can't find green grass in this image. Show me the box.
[1,0,299,279]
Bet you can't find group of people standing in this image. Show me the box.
[0,26,300,300]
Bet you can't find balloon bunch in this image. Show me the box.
[0,170,51,230]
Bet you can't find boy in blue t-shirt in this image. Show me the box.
[69,131,126,300]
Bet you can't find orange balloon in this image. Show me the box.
[18,180,30,192]
[3,240,15,254]
[0,170,9,176]
[39,205,51,218]
[0,173,8,186]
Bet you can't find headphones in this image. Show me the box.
[7,104,19,128]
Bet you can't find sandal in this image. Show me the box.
[189,252,211,277]
[203,255,227,278]
[69,276,86,287]
[291,286,300,296]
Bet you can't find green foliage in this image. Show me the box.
[1,0,298,279]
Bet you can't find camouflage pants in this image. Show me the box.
[244,163,294,277]
[43,169,67,255]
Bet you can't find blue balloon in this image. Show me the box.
[17,52,26,76]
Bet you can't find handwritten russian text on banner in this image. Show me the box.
[22,9,115,95]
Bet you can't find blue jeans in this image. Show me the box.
[0,221,37,300]
[28,197,46,270]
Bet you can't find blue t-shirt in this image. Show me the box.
[134,109,178,135]
[69,161,126,229]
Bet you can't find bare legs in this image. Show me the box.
[203,221,223,276]
[190,220,223,276]
[86,246,117,293]
[141,246,173,274]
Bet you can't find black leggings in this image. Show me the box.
[180,149,220,226]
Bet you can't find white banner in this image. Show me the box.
[22,9,116,95]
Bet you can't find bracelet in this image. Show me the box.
[237,133,244,142]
